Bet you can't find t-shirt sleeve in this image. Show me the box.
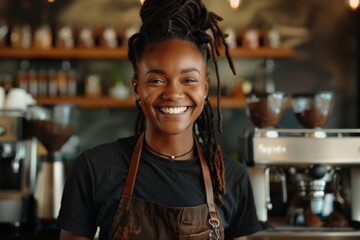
[224,161,263,239]
[56,152,98,238]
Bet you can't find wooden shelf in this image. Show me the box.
[213,96,245,108]
[0,47,294,59]
[2,46,291,109]
[0,48,129,59]
[35,96,136,108]
[35,96,245,109]
[228,47,294,58]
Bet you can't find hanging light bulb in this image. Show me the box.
[345,0,360,10]
[229,0,241,9]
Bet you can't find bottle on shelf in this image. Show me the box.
[266,24,281,48]
[10,24,32,49]
[48,69,57,97]
[56,70,68,97]
[28,69,38,97]
[100,25,118,48]
[78,25,95,48]
[242,25,260,49]
[38,69,48,97]
[85,74,102,98]
[54,60,78,97]
[16,70,28,92]
[67,70,77,97]
[16,60,30,92]
[33,24,52,49]
[56,24,75,49]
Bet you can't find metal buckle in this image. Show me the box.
[208,218,220,240]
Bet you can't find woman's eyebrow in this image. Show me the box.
[181,67,201,75]
[145,68,201,76]
[145,69,166,76]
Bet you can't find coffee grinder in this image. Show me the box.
[241,91,288,224]
[30,104,78,224]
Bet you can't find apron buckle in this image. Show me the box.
[208,218,220,240]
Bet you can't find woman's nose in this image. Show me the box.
[162,82,183,100]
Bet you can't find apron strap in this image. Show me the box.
[122,132,144,197]
[122,132,217,216]
[193,137,217,214]
[195,139,221,239]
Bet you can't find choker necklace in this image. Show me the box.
[144,141,194,160]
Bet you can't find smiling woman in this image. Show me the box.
[56,0,262,239]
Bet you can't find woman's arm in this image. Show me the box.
[59,230,92,240]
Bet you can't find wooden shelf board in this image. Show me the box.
[0,47,293,59]
[35,96,136,108]
[35,96,245,109]
[228,47,294,58]
[0,48,128,59]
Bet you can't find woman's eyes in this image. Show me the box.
[147,78,198,84]
[148,78,164,84]
[182,78,198,84]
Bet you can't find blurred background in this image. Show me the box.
[0,0,359,158]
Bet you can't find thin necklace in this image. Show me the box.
[144,141,194,160]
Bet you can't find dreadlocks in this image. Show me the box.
[128,0,236,204]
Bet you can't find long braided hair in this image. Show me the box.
[128,0,236,204]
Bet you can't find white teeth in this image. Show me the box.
[160,106,188,114]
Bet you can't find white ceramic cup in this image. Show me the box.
[5,88,35,110]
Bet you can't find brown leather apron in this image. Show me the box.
[109,132,224,240]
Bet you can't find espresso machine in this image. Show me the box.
[243,128,360,229]
[0,104,78,234]
[241,92,360,235]
[0,109,38,228]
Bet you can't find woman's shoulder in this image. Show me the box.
[85,135,137,155]
[223,154,247,172]
[75,135,138,170]
[222,154,250,183]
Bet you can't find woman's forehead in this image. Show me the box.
[144,39,201,55]
[138,39,206,71]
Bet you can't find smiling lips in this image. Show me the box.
[159,106,189,114]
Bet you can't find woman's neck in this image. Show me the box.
[144,130,195,160]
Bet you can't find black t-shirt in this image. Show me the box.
[56,135,262,239]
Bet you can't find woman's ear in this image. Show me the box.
[132,79,139,99]
[204,77,209,97]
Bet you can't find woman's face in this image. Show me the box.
[135,39,208,136]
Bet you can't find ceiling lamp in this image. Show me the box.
[345,0,360,10]
[229,0,241,10]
